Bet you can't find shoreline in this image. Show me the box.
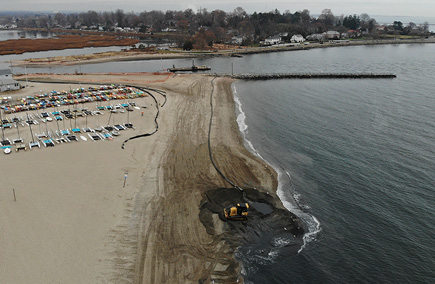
[1,73,303,283]
[9,37,435,68]
[232,82,314,254]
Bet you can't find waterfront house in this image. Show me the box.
[0,69,21,92]
[230,36,244,45]
[324,31,341,40]
[291,34,305,43]
[263,35,282,45]
[347,30,361,38]
[306,33,324,41]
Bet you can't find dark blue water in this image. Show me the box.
[233,45,435,283]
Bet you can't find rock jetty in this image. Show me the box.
[213,73,396,80]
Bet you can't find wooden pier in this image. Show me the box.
[215,73,396,80]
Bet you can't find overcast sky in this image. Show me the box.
[3,1,434,18]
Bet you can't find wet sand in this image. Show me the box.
[0,73,303,283]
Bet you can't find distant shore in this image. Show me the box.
[10,36,435,68]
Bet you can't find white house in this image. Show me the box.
[291,34,305,43]
[324,31,341,40]
[231,36,244,45]
[306,33,324,41]
[0,69,21,92]
[263,35,282,45]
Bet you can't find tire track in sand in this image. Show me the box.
[134,76,240,283]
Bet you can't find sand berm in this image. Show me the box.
[0,73,304,283]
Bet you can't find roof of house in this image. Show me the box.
[0,78,19,85]
[266,35,281,40]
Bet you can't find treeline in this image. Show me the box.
[0,7,431,48]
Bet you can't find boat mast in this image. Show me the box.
[0,109,4,140]
[16,121,21,140]
[27,113,35,143]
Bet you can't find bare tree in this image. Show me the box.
[211,10,227,28]
[422,21,429,32]
[318,9,335,26]
[54,13,67,27]
[115,9,125,27]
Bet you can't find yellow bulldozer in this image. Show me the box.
[224,203,249,221]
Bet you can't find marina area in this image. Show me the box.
[1,84,157,154]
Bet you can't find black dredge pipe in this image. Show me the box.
[140,86,167,107]
[208,77,243,192]
[121,85,165,149]
[123,81,243,192]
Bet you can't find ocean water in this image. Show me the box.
[233,45,435,283]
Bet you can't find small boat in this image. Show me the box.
[16,144,27,152]
[29,141,40,149]
[41,139,55,147]
[88,133,102,141]
[1,138,12,146]
[102,132,113,140]
[66,135,79,142]
[13,138,24,144]
[55,136,68,143]
[1,145,12,154]
[114,124,125,131]
[82,127,94,133]
[35,133,48,139]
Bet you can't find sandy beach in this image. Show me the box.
[1,73,303,283]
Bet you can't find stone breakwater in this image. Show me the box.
[213,73,397,80]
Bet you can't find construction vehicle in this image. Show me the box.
[224,203,249,220]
